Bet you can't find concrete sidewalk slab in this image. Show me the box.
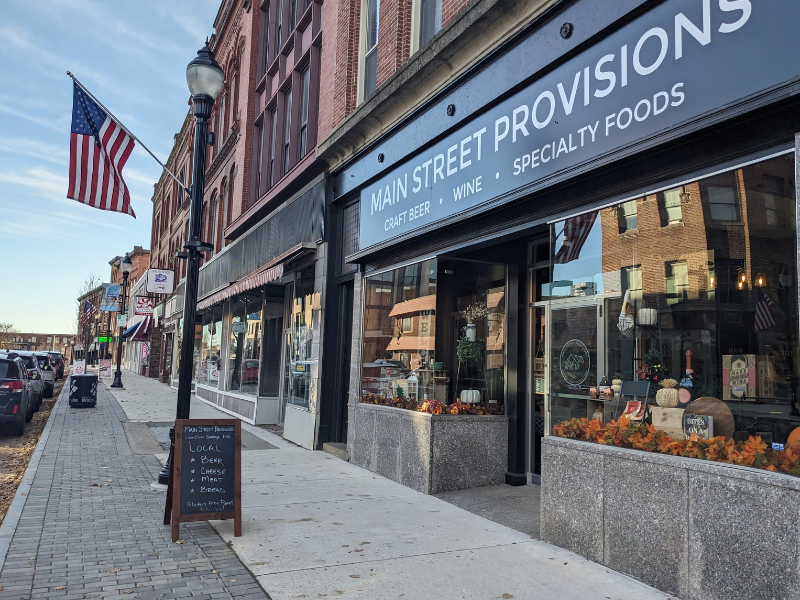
[107,371,673,600]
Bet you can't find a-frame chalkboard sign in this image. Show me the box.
[164,419,242,542]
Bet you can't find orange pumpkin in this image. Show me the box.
[787,426,800,450]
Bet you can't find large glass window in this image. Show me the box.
[361,260,438,400]
[547,153,800,452]
[197,307,223,385]
[283,270,319,408]
[361,258,507,407]
[227,293,263,395]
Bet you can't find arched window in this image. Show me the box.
[209,190,218,254]
[217,95,225,150]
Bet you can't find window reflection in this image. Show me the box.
[548,153,800,447]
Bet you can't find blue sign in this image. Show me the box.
[101,283,121,312]
[358,0,800,252]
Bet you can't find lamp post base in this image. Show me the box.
[157,427,175,485]
[110,372,123,388]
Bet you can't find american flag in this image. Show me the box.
[68,82,136,217]
[79,301,99,326]
[754,289,777,331]
[553,211,598,264]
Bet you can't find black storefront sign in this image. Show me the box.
[167,419,242,542]
[358,0,800,252]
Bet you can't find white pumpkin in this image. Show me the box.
[460,389,481,404]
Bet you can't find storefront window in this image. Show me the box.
[227,292,263,395]
[197,307,223,386]
[361,258,507,409]
[361,260,438,400]
[547,153,800,451]
[283,272,319,408]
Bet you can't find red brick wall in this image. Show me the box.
[321,0,361,139]
[326,0,476,134]
[441,0,470,30]
[375,0,412,88]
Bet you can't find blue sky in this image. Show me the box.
[0,0,220,334]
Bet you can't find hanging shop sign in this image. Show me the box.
[146,269,175,294]
[100,283,120,311]
[358,0,800,252]
[135,297,154,316]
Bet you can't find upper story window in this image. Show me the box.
[261,6,270,76]
[418,0,441,47]
[617,199,637,233]
[256,123,265,195]
[275,0,284,55]
[701,172,739,222]
[362,0,380,99]
[283,89,293,175]
[658,187,684,225]
[217,95,225,150]
[269,110,278,187]
[290,0,297,31]
[299,68,310,159]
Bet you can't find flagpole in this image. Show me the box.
[67,72,190,201]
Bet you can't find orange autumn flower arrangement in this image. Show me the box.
[552,416,800,477]
[361,393,504,416]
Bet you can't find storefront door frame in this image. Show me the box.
[534,295,607,452]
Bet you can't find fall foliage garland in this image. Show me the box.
[552,416,800,477]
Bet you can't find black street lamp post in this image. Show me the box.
[158,42,223,486]
[111,254,133,388]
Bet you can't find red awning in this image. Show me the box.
[132,316,152,341]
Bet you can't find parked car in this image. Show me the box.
[47,352,65,379]
[0,351,43,411]
[0,355,34,435]
[34,352,56,398]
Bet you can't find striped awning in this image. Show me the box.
[198,263,285,311]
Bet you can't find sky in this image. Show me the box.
[0,0,221,334]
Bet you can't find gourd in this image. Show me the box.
[460,389,480,404]
[656,378,680,408]
[611,378,623,399]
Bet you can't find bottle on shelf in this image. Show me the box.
[679,350,694,404]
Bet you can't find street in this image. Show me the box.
[0,372,671,600]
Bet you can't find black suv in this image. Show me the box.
[0,355,34,435]
[1,351,44,410]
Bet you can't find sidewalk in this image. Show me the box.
[0,378,268,599]
[107,372,673,600]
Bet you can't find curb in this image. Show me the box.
[0,376,67,573]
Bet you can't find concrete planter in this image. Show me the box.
[351,402,508,494]
[541,436,800,600]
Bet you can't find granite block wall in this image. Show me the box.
[351,402,507,494]
[541,436,800,600]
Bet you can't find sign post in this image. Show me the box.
[165,419,242,542]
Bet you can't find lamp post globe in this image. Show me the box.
[160,43,223,486]
[186,43,224,100]
[111,254,133,389]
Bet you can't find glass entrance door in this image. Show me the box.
[545,298,605,435]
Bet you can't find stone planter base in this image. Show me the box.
[351,402,508,494]
[541,436,800,600]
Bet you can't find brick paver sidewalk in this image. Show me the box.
[0,383,268,600]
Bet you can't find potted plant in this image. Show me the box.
[460,303,489,342]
